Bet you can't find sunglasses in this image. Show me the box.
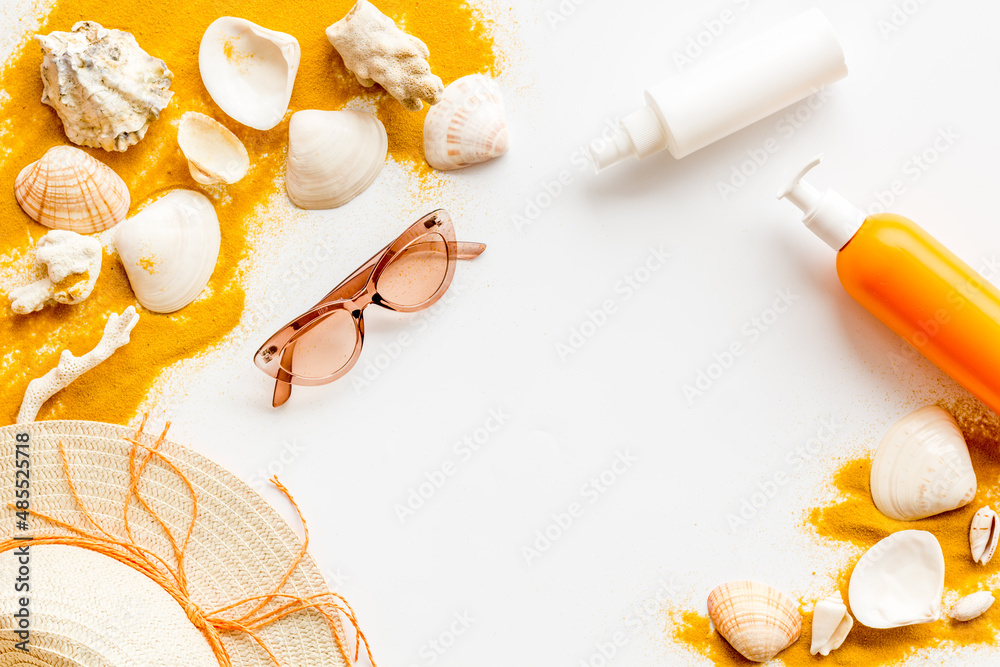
[254,210,485,407]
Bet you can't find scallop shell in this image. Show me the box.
[423,74,509,171]
[14,146,130,233]
[950,591,994,622]
[810,594,853,656]
[869,405,977,521]
[706,580,801,663]
[285,110,387,210]
[970,506,999,565]
[199,17,300,130]
[848,530,944,629]
[113,190,220,313]
[177,112,250,185]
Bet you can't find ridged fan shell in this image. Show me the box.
[14,146,130,233]
[424,74,508,171]
[707,580,801,663]
[285,110,387,210]
[870,405,976,521]
[114,190,220,313]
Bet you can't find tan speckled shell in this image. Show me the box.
[707,581,801,663]
[14,146,130,233]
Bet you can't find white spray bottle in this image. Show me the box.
[591,9,848,172]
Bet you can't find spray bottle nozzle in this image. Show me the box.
[778,155,824,215]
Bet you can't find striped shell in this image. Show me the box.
[423,74,508,171]
[707,581,801,662]
[14,146,130,233]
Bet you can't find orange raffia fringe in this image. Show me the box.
[1,417,375,667]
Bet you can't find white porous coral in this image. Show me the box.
[17,306,139,423]
[37,21,174,151]
[326,0,444,111]
[9,230,102,314]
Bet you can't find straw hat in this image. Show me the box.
[0,420,361,666]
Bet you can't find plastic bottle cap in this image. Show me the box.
[589,125,636,173]
[778,156,866,251]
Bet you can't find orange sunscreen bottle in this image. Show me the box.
[779,157,1000,413]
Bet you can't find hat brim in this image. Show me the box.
[0,420,350,667]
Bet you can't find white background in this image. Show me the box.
[4,0,1000,665]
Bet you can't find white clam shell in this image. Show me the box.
[870,405,977,521]
[950,591,994,622]
[810,593,853,656]
[199,17,300,130]
[285,110,387,210]
[424,74,509,171]
[177,112,250,185]
[706,580,801,663]
[114,190,220,313]
[970,506,999,565]
[848,530,944,629]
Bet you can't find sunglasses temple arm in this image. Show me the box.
[272,352,295,407]
[456,242,486,260]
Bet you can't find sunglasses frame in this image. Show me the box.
[254,209,485,406]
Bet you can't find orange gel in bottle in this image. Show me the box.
[780,158,1000,413]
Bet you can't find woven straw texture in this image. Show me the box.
[0,421,350,667]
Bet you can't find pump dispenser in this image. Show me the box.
[779,157,865,250]
[591,9,848,173]
[779,156,1000,415]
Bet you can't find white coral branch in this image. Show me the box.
[326,0,444,111]
[17,306,139,423]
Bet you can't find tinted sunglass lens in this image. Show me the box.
[376,233,449,307]
[280,310,358,379]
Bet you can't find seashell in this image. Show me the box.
[199,17,300,130]
[810,594,853,656]
[706,580,801,663]
[869,405,977,521]
[15,146,130,233]
[950,591,994,622]
[37,21,173,152]
[970,506,999,565]
[326,0,444,112]
[8,230,102,314]
[113,190,220,313]
[848,530,944,629]
[177,112,250,185]
[285,110,387,210]
[423,74,509,171]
